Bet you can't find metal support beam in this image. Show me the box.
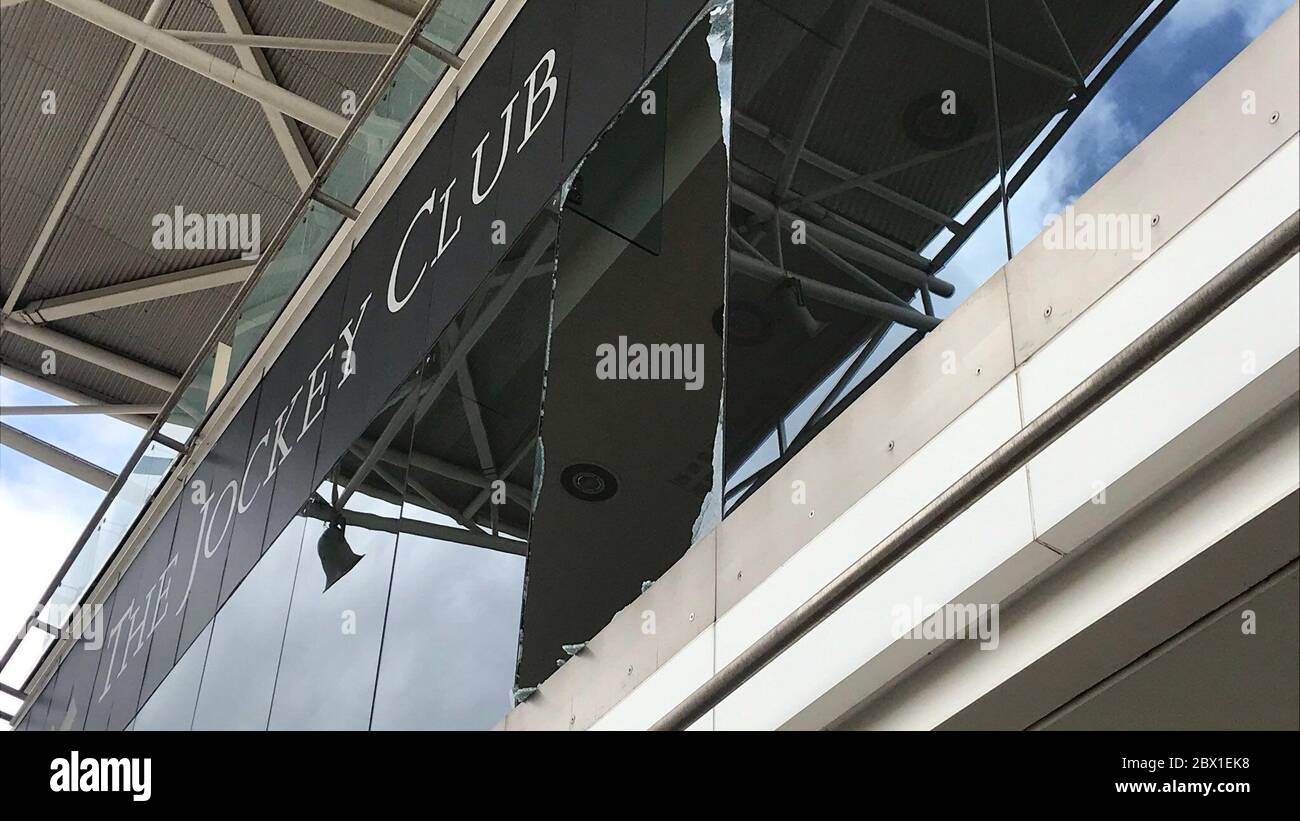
[785,111,1057,212]
[210,0,319,190]
[875,0,1077,88]
[315,0,463,68]
[167,30,394,55]
[0,404,161,417]
[352,437,532,510]
[462,436,534,521]
[410,34,465,70]
[1,319,179,393]
[0,0,173,318]
[802,233,915,311]
[411,448,529,508]
[729,251,939,331]
[303,497,523,555]
[0,365,153,429]
[731,180,956,298]
[338,217,555,507]
[46,0,350,138]
[351,445,490,535]
[771,1,874,200]
[14,259,253,324]
[0,423,117,490]
[311,189,361,220]
[456,365,496,475]
[0,682,24,700]
[315,0,412,34]
[1034,0,1084,86]
[734,111,960,231]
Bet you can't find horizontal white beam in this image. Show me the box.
[210,0,318,192]
[46,0,349,137]
[0,404,161,417]
[167,30,393,54]
[1,320,179,393]
[302,497,524,555]
[15,259,253,324]
[0,422,117,490]
[315,0,412,35]
[0,365,152,428]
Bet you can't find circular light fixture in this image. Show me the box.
[561,462,619,502]
[902,91,977,150]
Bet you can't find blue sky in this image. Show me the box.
[1,0,1294,719]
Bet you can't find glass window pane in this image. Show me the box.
[369,207,557,729]
[132,622,211,731]
[265,367,421,730]
[517,11,728,688]
[370,517,525,730]
[191,517,305,730]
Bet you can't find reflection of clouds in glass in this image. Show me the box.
[1157,0,1293,42]
[371,532,524,730]
[268,496,396,730]
[990,0,1291,275]
[788,0,1297,438]
[192,518,303,730]
[133,624,211,730]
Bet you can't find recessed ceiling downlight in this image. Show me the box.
[561,462,619,502]
[902,91,978,150]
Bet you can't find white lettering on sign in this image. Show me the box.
[97,47,562,704]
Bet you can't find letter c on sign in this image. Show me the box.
[388,191,437,313]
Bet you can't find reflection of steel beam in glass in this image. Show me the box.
[731,180,956,298]
[735,110,962,231]
[782,111,1058,213]
[803,233,917,312]
[461,436,535,521]
[302,496,523,556]
[337,215,556,507]
[352,438,532,510]
[1033,0,1085,86]
[352,447,487,535]
[46,0,349,137]
[874,0,1077,89]
[770,0,874,201]
[734,159,930,270]
[729,251,939,331]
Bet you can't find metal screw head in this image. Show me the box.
[1150,214,1160,227]
[1044,305,1053,318]
[736,570,743,580]
[808,508,815,518]
[688,612,695,622]
[626,665,633,675]
[887,440,895,451]
[1269,110,1280,124]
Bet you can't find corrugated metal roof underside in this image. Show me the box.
[0,0,405,410]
